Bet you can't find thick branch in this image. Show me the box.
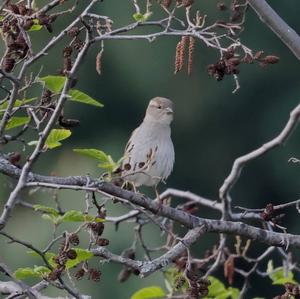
[1,156,300,249]
[248,0,300,61]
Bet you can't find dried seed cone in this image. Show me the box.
[182,0,194,7]
[263,55,280,64]
[69,233,80,246]
[75,268,85,280]
[97,238,109,246]
[162,0,172,8]
[66,249,77,260]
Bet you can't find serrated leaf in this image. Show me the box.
[267,260,295,284]
[61,210,104,223]
[133,12,152,23]
[273,277,297,285]
[41,213,62,225]
[97,160,116,171]
[33,204,59,216]
[130,286,165,299]
[73,148,119,172]
[15,266,50,280]
[133,13,144,22]
[15,267,38,279]
[28,19,43,31]
[65,248,93,269]
[0,98,37,115]
[73,148,109,162]
[207,276,226,297]
[33,266,51,277]
[5,116,30,130]
[39,76,66,93]
[45,129,71,149]
[69,89,103,107]
[227,287,240,299]
[46,253,57,268]
[61,210,87,222]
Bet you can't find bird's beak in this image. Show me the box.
[165,107,173,115]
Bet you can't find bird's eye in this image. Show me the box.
[157,105,162,109]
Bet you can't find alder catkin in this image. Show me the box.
[188,36,195,76]
[96,51,103,75]
[174,36,188,74]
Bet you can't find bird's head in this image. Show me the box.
[144,97,174,125]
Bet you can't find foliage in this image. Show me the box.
[267,260,297,285]
[0,0,299,298]
[34,204,104,226]
[28,129,72,149]
[73,148,121,172]
[130,286,165,299]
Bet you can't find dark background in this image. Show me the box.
[1,0,300,298]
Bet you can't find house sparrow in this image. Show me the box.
[121,97,175,190]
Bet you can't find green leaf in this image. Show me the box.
[227,287,240,299]
[273,277,297,285]
[61,210,85,222]
[15,267,38,279]
[69,89,103,107]
[207,276,226,297]
[61,210,105,223]
[65,248,93,269]
[41,213,62,225]
[73,148,108,161]
[14,266,50,280]
[46,248,94,269]
[164,267,188,292]
[5,116,30,130]
[267,260,296,285]
[39,75,66,93]
[0,98,37,115]
[33,266,51,277]
[28,19,43,31]
[33,204,59,216]
[130,286,165,299]
[45,129,71,149]
[73,148,119,172]
[46,252,57,268]
[133,12,152,23]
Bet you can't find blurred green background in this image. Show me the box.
[1,0,300,298]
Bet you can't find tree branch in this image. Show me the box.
[93,226,206,277]
[219,101,300,204]
[248,0,300,61]
[1,155,300,249]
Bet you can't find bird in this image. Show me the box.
[120,97,175,196]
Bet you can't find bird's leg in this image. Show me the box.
[132,182,137,193]
[154,185,163,205]
[121,181,138,193]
